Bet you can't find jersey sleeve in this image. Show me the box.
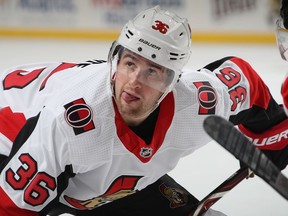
[0,61,77,118]
[282,75,288,116]
[199,56,285,132]
[0,107,70,213]
[195,56,287,168]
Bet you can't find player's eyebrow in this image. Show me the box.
[122,52,163,70]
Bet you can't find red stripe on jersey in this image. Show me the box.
[103,175,142,196]
[0,107,26,142]
[0,187,38,216]
[39,62,77,90]
[114,92,174,163]
[282,77,288,113]
[230,57,271,109]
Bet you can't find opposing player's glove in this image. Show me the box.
[238,118,288,170]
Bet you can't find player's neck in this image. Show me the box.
[129,106,160,144]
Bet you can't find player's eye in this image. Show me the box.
[148,68,157,76]
[126,61,135,67]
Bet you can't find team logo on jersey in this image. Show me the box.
[159,183,188,208]
[64,175,143,210]
[140,147,153,158]
[193,81,217,115]
[64,98,95,135]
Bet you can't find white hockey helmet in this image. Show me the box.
[109,5,192,94]
[118,5,191,74]
[108,6,192,118]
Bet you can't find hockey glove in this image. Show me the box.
[238,118,288,170]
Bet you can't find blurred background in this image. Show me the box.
[0,0,287,215]
[0,0,282,42]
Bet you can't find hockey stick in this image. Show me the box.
[203,115,288,201]
[189,166,251,216]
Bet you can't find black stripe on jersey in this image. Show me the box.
[229,97,286,132]
[76,59,106,68]
[40,165,75,216]
[200,56,234,71]
[0,154,8,171]
[0,113,40,173]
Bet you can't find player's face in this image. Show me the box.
[114,49,169,126]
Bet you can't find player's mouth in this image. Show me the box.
[121,91,140,103]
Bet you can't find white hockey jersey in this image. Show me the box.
[0,57,272,214]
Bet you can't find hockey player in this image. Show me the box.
[281,0,288,29]
[237,0,288,170]
[0,5,287,216]
[277,0,288,115]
